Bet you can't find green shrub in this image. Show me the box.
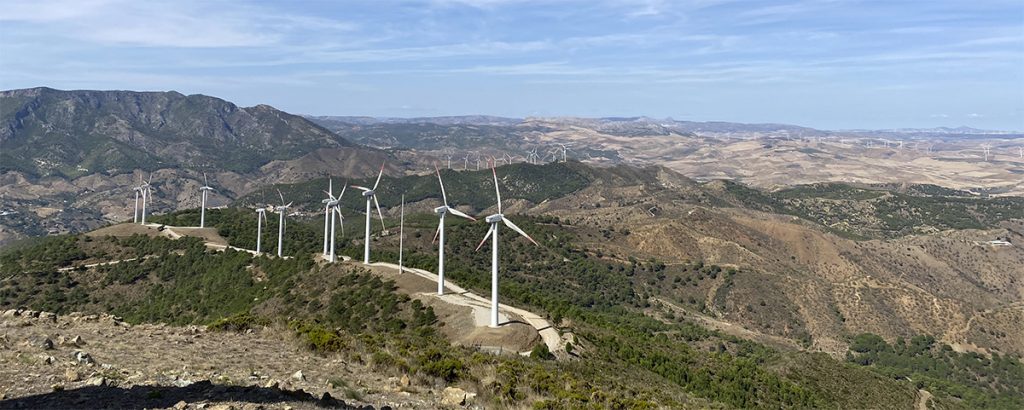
[208,313,270,332]
[530,343,554,360]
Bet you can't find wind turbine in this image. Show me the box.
[199,173,215,228]
[352,162,387,264]
[273,189,292,257]
[139,174,153,225]
[321,178,335,258]
[323,182,347,262]
[254,206,268,255]
[475,166,538,327]
[433,166,477,295]
[446,154,453,170]
[132,178,142,223]
[475,155,482,171]
[559,144,568,162]
[463,154,470,171]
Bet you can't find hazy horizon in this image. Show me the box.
[2,0,1022,130]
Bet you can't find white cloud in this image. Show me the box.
[0,0,354,48]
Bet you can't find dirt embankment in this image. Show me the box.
[0,309,474,409]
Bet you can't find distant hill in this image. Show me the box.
[1,87,360,178]
[0,88,391,244]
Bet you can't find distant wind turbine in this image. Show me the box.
[254,206,268,255]
[199,173,215,228]
[274,189,292,257]
[352,162,387,264]
[476,166,539,327]
[322,181,347,262]
[132,178,143,223]
[321,178,335,257]
[433,166,477,295]
[139,174,153,225]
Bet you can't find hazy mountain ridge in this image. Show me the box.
[0,88,392,244]
[1,87,359,178]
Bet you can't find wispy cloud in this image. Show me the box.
[0,0,354,48]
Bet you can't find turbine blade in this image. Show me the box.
[432,221,441,244]
[204,173,208,186]
[446,207,476,221]
[435,165,448,206]
[373,195,386,231]
[328,178,333,196]
[339,183,347,199]
[491,166,502,213]
[372,162,385,190]
[323,190,336,201]
[502,217,538,246]
[475,224,494,251]
[351,185,371,192]
[277,189,285,205]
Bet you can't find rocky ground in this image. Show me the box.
[0,309,478,410]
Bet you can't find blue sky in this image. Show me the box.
[1,0,1022,130]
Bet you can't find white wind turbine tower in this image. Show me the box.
[322,182,347,262]
[352,162,387,264]
[139,174,153,225]
[273,189,292,257]
[982,144,992,161]
[254,205,268,255]
[475,166,539,327]
[321,178,335,258]
[475,155,482,171]
[558,144,568,162]
[199,173,215,228]
[446,154,453,169]
[433,166,477,295]
[463,154,470,171]
[132,178,143,223]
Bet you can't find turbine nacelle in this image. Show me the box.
[485,214,504,223]
[434,206,448,215]
[361,189,375,197]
